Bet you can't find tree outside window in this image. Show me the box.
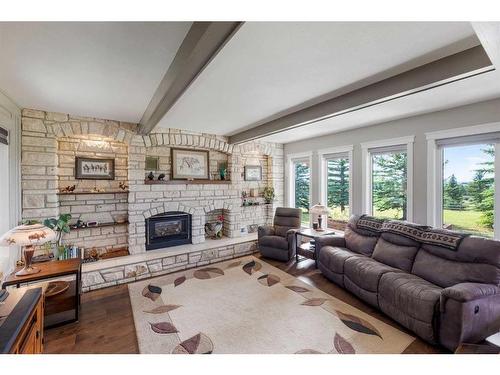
[442,143,494,237]
[326,158,349,221]
[371,151,407,220]
[294,161,310,225]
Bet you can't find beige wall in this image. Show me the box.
[284,97,500,225]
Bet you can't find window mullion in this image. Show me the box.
[494,143,500,240]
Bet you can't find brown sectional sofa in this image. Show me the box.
[315,215,500,351]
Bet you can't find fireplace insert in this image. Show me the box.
[146,211,192,250]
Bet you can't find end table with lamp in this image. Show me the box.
[1,223,82,328]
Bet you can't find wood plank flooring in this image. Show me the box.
[44,255,446,354]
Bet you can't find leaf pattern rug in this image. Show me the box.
[128,256,415,354]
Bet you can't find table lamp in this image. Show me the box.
[0,223,56,276]
[310,203,330,231]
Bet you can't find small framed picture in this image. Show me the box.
[244,165,262,181]
[171,148,210,180]
[75,157,115,180]
[145,156,160,171]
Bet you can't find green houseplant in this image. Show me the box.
[43,214,72,256]
[263,187,275,204]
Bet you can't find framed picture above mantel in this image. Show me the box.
[75,157,115,180]
[244,165,262,181]
[171,148,210,180]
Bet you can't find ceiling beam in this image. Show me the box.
[472,22,500,68]
[228,45,493,144]
[138,22,243,135]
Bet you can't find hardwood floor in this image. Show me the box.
[44,255,446,354]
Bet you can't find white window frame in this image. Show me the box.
[286,151,313,227]
[361,136,414,221]
[318,145,353,221]
[426,122,500,239]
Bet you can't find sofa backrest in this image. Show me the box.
[344,215,380,256]
[344,215,500,287]
[372,233,420,272]
[273,207,302,237]
[411,235,500,287]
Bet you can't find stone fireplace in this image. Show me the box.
[19,108,284,291]
[145,211,192,250]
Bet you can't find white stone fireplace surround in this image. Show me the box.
[20,108,284,290]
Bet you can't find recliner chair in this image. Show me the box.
[258,207,302,261]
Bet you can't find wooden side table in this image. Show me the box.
[295,228,340,265]
[2,258,81,328]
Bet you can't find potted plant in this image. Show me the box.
[43,214,72,256]
[263,187,275,204]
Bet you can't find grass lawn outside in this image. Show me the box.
[368,208,493,237]
[443,209,493,237]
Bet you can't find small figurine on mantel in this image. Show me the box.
[60,185,76,193]
[119,181,128,191]
[147,171,155,180]
[158,173,165,181]
[91,187,105,193]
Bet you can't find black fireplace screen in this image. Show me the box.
[146,212,191,250]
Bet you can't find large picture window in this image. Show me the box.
[362,136,414,221]
[427,126,500,239]
[441,142,495,237]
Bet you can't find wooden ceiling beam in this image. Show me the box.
[138,21,243,135]
[228,45,493,144]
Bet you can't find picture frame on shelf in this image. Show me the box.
[244,165,262,181]
[171,148,210,180]
[75,157,115,180]
[145,156,160,171]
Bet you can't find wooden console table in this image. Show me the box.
[2,258,81,328]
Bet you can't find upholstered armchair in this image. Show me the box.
[258,207,302,261]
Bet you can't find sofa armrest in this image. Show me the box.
[442,283,500,303]
[314,235,346,252]
[258,225,275,239]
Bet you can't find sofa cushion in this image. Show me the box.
[344,226,379,256]
[411,249,500,288]
[318,246,362,274]
[344,257,399,292]
[372,237,419,272]
[378,272,442,343]
[259,235,288,250]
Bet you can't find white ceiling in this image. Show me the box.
[157,22,479,136]
[0,22,191,122]
[261,69,500,143]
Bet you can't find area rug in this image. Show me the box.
[128,256,415,354]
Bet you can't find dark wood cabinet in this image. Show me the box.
[0,288,44,354]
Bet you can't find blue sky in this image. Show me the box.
[443,144,494,183]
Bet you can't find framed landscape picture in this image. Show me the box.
[75,157,115,180]
[171,148,210,180]
[244,165,262,181]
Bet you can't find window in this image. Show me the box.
[324,154,350,222]
[287,153,312,227]
[362,136,414,221]
[427,124,500,239]
[293,159,311,226]
[371,149,408,220]
[441,143,494,237]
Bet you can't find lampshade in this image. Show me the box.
[310,204,329,215]
[0,223,56,247]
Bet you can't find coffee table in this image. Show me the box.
[295,227,340,265]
